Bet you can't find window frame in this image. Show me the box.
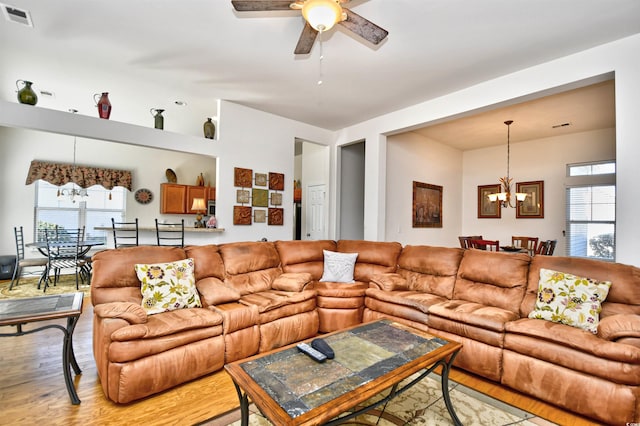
[565,160,616,261]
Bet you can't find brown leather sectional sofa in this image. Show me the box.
[90,240,640,424]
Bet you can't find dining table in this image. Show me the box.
[26,239,105,289]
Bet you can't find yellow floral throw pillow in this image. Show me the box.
[135,258,202,315]
[528,268,611,333]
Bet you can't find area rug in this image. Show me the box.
[0,274,91,299]
[204,373,554,426]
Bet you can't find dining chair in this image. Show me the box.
[512,236,539,256]
[155,219,185,247]
[45,227,86,291]
[535,239,558,256]
[112,217,139,248]
[469,239,500,252]
[9,226,49,290]
[458,235,483,249]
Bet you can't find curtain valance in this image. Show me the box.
[25,160,133,191]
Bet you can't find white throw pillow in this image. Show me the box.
[320,250,358,283]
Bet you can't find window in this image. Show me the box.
[35,181,127,242]
[565,161,615,260]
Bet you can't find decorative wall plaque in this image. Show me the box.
[233,205,252,225]
[234,167,253,187]
[255,173,267,187]
[269,172,285,191]
[270,192,282,206]
[268,207,284,225]
[252,188,268,207]
[237,189,250,204]
[254,209,266,223]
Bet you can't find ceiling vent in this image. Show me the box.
[1,3,33,27]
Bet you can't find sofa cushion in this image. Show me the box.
[135,258,202,315]
[397,245,463,298]
[276,240,337,280]
[111,307,223,341]
[429,300,520,333]
[365,288,447,314]
[454,249,530,314]
[239,289,317,314]
[598,314,640,342]
[272,272,313,292]
[337,240,402,282]
[528,268,611,333]
[219,241,282,295]
[320,250,358,283]
[196,277,241,306]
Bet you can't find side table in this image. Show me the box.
[0,292,84,404]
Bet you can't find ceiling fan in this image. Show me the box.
[231,0,389,54]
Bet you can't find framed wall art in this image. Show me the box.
[207,200,216,216]
[516,180,544,218]
[477,184,501,218]
[412,181,442,228]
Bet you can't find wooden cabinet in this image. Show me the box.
[161,183,216,214]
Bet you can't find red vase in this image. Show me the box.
[93,92,112,119]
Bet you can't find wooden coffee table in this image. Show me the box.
[225,319,462,426]
[0,292,84,404]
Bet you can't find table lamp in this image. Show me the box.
[191,198,206,228]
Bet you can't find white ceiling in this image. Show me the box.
[0,0,637,139]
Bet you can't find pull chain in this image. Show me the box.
[317,29,324,85]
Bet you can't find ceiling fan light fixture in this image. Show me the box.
[302,0,342,32]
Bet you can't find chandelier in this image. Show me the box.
[57,136,89,203]
[487,120,527,208]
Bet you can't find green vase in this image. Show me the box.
[16,80,38,105]
[203,117,216,139]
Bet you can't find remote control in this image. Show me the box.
[311,338,335,359]
[297,342,327,362]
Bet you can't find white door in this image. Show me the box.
[306,184,326,240]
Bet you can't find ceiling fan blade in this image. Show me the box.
[231,0,293,11]
[294,22,318,54]
[339,8,389,45]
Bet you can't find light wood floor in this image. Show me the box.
[0,294,600,426]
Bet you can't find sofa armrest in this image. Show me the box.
[94,302,148,324]
[272,272,313,292]
[369,273,408,291]
[598,314,640,341]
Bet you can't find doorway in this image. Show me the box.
[339,141,365,240]
[293,139,330,240]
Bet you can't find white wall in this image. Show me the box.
[337,34,640,266]
[462,128,616,254]
[385,132,463,247]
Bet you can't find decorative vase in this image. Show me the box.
[203,117,216,139]
[150,108,164,130]
[196,173,205,186]
[16,80,38,105]
[93,92,112,119]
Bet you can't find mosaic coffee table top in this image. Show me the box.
[236,320,450,419]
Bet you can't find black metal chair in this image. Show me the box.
[155,219,184,247]
[44,227,85,291]
[10,226,49,290]
[111,218,139,248]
